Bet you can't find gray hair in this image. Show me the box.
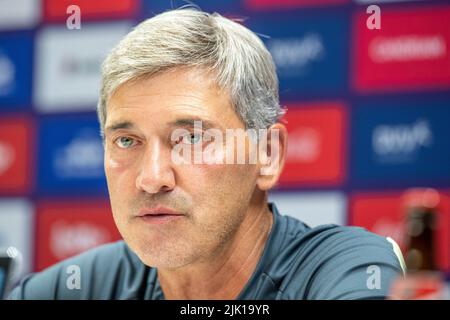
[97,8,285,137]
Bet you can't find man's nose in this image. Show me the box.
[135,141,176,194]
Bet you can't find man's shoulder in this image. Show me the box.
[279,214,400,261]
[273,215,405,299]
[8,240,147,300]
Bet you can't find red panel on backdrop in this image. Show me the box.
[353,6,450,92]
[278,102,347,187]
[0,116,34,194]
[36,200,122,271]
[350,190,450,273]
[44,0,139,22]
[246,0,349,10]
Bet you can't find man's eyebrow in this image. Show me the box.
[105,121,135,134]
[168,118,222,130]
[104,118,223,135]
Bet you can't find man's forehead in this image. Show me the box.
[106,91,218,127]
[105,94,243,134]
[107,90,226,126]
[105,72,243,133]
[109,68,221,106]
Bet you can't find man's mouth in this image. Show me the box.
[137,206,185,225]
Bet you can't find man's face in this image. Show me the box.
[104,68,262,269]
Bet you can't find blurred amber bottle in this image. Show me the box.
[390,188,449,299]
[404,190,438,272]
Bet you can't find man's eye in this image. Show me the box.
[181,133,202,145]
[115,136,135,149]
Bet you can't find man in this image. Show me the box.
[10,8,404,300]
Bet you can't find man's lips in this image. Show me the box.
[136,206,185,224]
[137,205,184,217]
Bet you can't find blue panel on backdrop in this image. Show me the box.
[351,98,450,187]
[248,10,350,99]
[0,32,33,110]
[37,115,108,195]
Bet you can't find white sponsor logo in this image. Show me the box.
[0,141,15,175]
[287,128,321,163]
[267,33,324,75]
[0,199,33,277]
[369,35,446,63]
[372,119,433,163]
[0,0,40,30]
[0,53,15,95]
[59,55,99,77]
[54,128,104,178]
[34,22,131,112]
[50,221,110,259]
[268,192,346,227]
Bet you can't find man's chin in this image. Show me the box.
[140,256,193,270]
[131,243,195,270]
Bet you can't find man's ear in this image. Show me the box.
[256,123,288,191]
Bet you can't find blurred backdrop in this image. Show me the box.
[0,0,449,283]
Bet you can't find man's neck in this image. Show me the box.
[157,201,274,300]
